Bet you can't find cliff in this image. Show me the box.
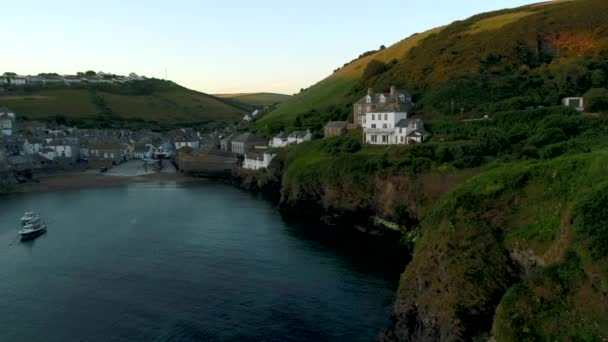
[233,123,608,340]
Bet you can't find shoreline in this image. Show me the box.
[11,171,191,194]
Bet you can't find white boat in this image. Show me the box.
[20,212,41,226]
[18,212,47,240]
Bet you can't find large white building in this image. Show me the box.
[363,111,430,145]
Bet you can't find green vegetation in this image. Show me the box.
[214,93,291,107]
[0,79,246,130]
[255,0,608,138]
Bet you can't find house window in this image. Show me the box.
[371,124,377,128]
[401,136,404,143]
[371,135,377,142]
[382,135,388,143]
[372,114,375,120]
[399,128,402,134]
[383,123,388,128]
[384,114,388,120]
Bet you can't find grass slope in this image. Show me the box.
[0,80,246,128]
[214,93,291,107]
[254,28,441,134]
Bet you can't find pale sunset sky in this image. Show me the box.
[4,0,535,94]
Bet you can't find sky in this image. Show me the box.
[3,0,535,95]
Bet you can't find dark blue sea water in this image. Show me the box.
[0,180,401,342]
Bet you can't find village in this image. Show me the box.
[1,83,589,185]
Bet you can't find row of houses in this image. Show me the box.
[0,72,146,86]
[0,109,214,171]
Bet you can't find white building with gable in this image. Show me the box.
[363,111,430,145]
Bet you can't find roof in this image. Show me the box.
[91,142,122,150]
[232,132,266,145]
[354,89,412,106]
[406,128,431,137]
[396,118,424,128]
[134,144,152,152]
[273,132,288,139]
[0,113,13,120]
[325,121,347,128]
[288,130,309,138]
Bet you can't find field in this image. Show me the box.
[0,80,246,128]
[214,93,291,107]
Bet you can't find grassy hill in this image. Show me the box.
[214,93,291,108]
[255,0,608,136]
[0,79,247,130]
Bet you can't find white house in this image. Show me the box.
[287,130,312,145]
[155,142,175,159]
[45,139,80,161]
[173,138,200,150]
[243,114,252,122]
[23,138,44,155]
[133,144,155,159]
[243,149,277,170]
[251,110,260,117]
[562,97,585,111]
[0,108,16,136]
[39,147,57,161]
[269,132,289,148]
[269,130,312,148]
[10,76,27,85]
[363,111,430,145]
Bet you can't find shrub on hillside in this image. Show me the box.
[362,60,388,82]
[573,182,608,259]
[584,88,608,112]
[527,128,568,147]
[478,127,508,155]
[539,141,590,160]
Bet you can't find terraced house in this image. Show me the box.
[353,86,413,127]
[363,111,430,145]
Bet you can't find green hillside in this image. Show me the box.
[255,0,608,136]
[0,79,247,129]
[214,92,291,107]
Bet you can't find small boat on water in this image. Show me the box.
[18,212,47,240]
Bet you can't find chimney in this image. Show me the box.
[367,88,374,96]
[390,85,397,97]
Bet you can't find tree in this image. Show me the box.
[478,127,508,155]
[379,45,386,50]
[85,70,97,77]
[362,60,387,81]
[584,88,608,112]
[3,72,17,76]
[591,69,606,88]
[544,61,587,97]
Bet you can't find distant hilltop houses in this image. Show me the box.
[0,71,147,86]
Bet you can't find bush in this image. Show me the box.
[363,60,388,81]
[584,88,608,112]
[573,182,608,259]
[528,128,568,147]
[539,141,590,159]
[478,127,508,155]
